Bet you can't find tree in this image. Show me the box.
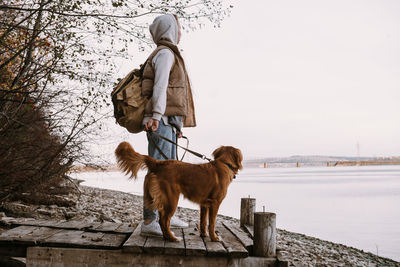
[0,0,231,201]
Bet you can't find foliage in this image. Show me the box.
[0,0,231,202]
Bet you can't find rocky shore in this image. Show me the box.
[1,184,399,267]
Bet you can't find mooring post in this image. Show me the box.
[240,197,256,227]
[253,211,276,257]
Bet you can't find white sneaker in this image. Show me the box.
[170,216,188,228]
[141,220,163,237]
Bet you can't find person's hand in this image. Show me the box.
[177,131,183,138]
[145,119,159,132]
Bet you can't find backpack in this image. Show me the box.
[111,62,148,134]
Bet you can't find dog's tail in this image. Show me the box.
[115,142,155,179]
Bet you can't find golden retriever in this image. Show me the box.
[115,142,242,242]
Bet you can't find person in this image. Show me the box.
[140,14,196,236]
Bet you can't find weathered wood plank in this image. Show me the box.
[243,224,254,238]
[164,228,185,256]
[92,222,122,232]
[41,229,125,249]
[182,225,207,256]
[28,247,276,267]
[56,220,91,230]
[11,218,65,228]
[19,227,63,244]
[114,223,135,234]
[95,232,127,248]
[82,222,102,232]
[0,225,37,241]
[223,222,253,253]
[122,223,146,253]
[202,236,227,257]
[143,235,165,254]
[215,223,248,258]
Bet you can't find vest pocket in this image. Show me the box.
[166,86,187,115]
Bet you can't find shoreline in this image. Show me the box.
[1,185,399,266]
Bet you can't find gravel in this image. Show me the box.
[0,185,399,267]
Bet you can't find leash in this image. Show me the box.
[146,130,212,162]
[147,131,237,179]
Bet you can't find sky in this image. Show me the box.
[99,0,400,163]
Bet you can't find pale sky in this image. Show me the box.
[99,0,400,163]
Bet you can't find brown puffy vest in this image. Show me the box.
[141,40,196,127]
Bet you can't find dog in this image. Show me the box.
[115,141,242,242]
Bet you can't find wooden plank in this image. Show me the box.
[95,232,127,248]
[143,235,165,254]
[11,218,65,228]
[18,227,63,244]
[41,229,125,249]
[0,225,37,242]
[215,223,248,258]
[27,247,261,267]
[56,220,91,230]
[92,222,122,232]
[182,225,207,256]
[2,217,29,225]
[243,224,254,238]
[28,247,276,267]
[122,223,146,253]
[223,222,253,253]
[202,236,227,257]
[82,222,102,232]
[114,223,136,234]
[164,228,185,256]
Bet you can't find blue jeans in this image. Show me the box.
[143,120,176,220]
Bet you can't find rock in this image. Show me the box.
[64,211,77,220]
[37,209,55,216]
[112,218,122,224]
[0,216,16,225]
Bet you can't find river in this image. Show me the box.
[71,165,400,261]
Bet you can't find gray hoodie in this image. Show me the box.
[143,14,182,131]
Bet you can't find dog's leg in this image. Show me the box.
[159,193,180,242]
[208,201,221,242]
[200,205,208,237]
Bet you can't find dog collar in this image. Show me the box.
[223,162,236,179]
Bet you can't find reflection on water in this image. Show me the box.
[72,165,400,261]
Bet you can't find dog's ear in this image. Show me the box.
[212,146,226,160]
[232,148,243,170]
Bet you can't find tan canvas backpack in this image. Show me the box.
[111,63,148,133]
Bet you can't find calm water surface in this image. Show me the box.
[73,165,400,261]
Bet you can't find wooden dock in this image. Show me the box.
[0,216,287,266]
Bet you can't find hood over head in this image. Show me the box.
[149,14,178,45]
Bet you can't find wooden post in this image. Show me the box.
[240,197,256,227]
[253,212,276,257]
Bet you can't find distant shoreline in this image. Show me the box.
[333,160,400,166]
[70,161,400,173]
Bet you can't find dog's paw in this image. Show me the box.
[210,235,220,242]
[200,232,209,237]
[167,236,182,242]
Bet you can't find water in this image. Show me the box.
[71,165,400,261]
